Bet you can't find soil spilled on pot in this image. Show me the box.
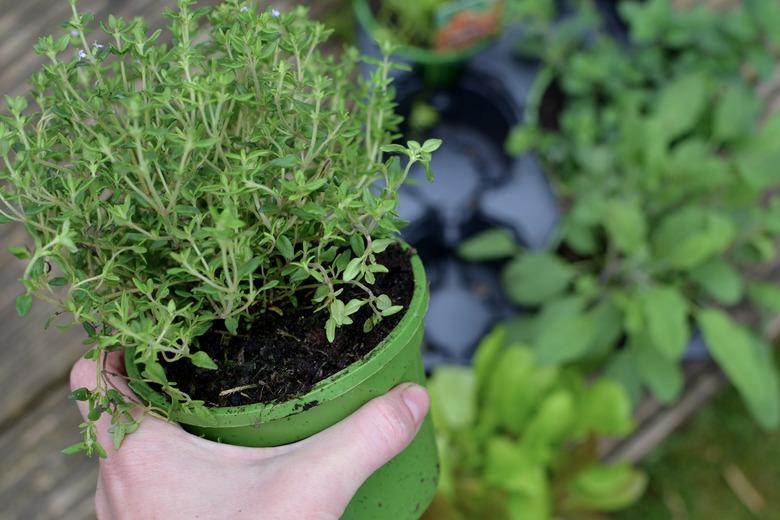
[163,245,414,407]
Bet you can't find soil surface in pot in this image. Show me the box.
[163,245,414,407]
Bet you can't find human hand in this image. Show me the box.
[70,352,430,520]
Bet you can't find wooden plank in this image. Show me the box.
[0,383,97,520]
[0,229,87,428]
[603,364,728,464]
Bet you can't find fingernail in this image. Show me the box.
[401,383,429,424]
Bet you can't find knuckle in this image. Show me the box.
[364,397,415,457]
[69,357,94,391]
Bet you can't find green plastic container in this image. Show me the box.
[352,0,495,86]
[125,253,438,519]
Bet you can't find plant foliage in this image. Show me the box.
[426,327,646,519]
[485,0,780,427]
[0,0,440,455]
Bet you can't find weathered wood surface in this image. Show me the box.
[0,383,97,520]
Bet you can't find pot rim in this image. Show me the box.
[125,246,428,428]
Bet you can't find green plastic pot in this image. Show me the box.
[352,0,495,86]
[125,253,438,519]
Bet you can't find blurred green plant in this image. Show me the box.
[467,0,780,428]
[375,0,448,48]
[425,326,646,520]
[0,0,440,456]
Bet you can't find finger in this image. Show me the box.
[69,350,181,455]
[69,351,118,452]
[288,383,430,509]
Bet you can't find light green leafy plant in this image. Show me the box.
[472,0,780,428]
[425,326,646,520]
[0,0,440,456]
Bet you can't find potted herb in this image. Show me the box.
[423,326,646,519]
[353,0,504,84]
[471,0,780,427]
[0,1,442,517]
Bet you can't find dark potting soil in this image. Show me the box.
[163,245,414,407]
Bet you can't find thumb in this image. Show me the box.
[291,382,430,509]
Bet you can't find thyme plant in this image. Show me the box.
[0,0,439,456]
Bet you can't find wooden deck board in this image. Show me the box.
[0,382,97,520]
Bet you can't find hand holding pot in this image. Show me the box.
[70,352,430,520]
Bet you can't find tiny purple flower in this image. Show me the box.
[70,30,79,37]
[78,49,87,60]
[240,5,249,12]
[271,8,280,17]
[93,41,104,50]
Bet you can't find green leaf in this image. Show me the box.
[747,281,780,313]
[587,299,624,357]
[698,309,780,428]
[604,349,643,406]
[343,298,363,315]
[534,312,595,365]
[7,246,29,259]
[577,379,634,437]
[270,155,297,168]
[633,334,683,404]
[237,257,263,278]
[734,112,780,190]
[485,437,549,500]
[142,361,167,384]
[276,235,294,260]
[421,138,443,152]
[349,234,365,256]
[502,252,575,305]
[652,207,735,270]
[110,424,128,450]
[342,257,362,281]
[225,315,239,335]
[62,442,87,455]
[48,276,68,287]
[603,199,647,255]
[457,228,517,261]
[486,346,559,436]
[190,351,218,370]
[637,285,689,360]
[370,238,394,253]
[690,258,743,305]
[374,294,391,311]
[523,389,576,452]
[563,464,647,512]
[654,73,709,140]
[428,366,476,430]
[68,387,90,401]
[473,325,506,392]
[15,293,33,317]
[714,83,760,143]
[325,318,336,343]
[381,305,403,316]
